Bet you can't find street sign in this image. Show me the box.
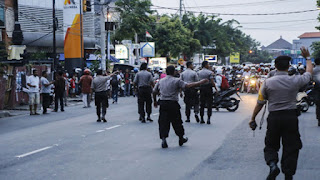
[204,55,217,62]
[140,42,155,57]
[115,45,128,59]
[230,53,240,64]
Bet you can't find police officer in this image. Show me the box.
[180,62,200,123]
[250,47,313,180]
[153,66,208,148]
[198,61,218,124]
[134,63,154,123]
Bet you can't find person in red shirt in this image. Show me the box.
[79,69,93,108]
[124,69,131,96]
[70,74,76,98]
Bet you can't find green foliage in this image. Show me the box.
[29,51,47,60]
[114,0,154,41]
[115,1,265,63]
[89,60,101,73]
[241,50,273,64]
[311,41,320,58]
[152,15,201,59]
[317,0,320,30]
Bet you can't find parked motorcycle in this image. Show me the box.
[212,88,241,112]
[297,91,309,113]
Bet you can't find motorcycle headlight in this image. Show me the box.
[237,75,241,78]
[245,76,249,79]
[250,80,256,84]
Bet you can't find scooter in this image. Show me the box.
[247,75,259,94]
[297,91,309,113]
[212,88,241,112]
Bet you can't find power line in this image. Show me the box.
[25,31,53,45]
[152,6,318,16]
[240,18,317,24]
[162,0,296,9]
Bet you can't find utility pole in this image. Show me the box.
[53,0,57,70]
[179,0,183,20]
[107,7,110,68]
[100,0,106,72]
[80,0,84,69]
[135,33,139,65]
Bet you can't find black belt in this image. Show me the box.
[269,109,297,114]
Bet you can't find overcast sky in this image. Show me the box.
[151,0,319,47]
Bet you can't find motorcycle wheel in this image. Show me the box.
[309,100,315,106]
[226,98,239,112]
[301,98,309,112]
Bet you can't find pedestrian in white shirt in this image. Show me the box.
[27,69,40,115]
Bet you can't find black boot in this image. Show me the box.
[147,115,153,122]
[318,120,320,127]
[162,138,168,148]
[195,114,200,123]
[185,116,190,123]
[266,162,280,180]
[179,136,188,146]
[200,116,205,124]
[285,175,293,180]
[141,116,146,123]
[207,116,211,125]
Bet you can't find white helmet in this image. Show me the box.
[216,68,223,75]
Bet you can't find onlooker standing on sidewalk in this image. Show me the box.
[40,71,53,114]
[54,71,66,112]
[79,69,93,108]
[124,69,131,96]
[27,69,40,115]
[111,70,121,104]
[91,70,116,122]
[70,74,76,98]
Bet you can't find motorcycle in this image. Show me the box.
[247,75,259,94]
[212,88,241,112]
[297,91,309,113]
[240,75,250,93]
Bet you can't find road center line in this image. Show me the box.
[105,125,121,130]
[96,130,105,133]
[16,146,53,158]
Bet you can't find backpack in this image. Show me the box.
[111,75,119,87]
[220,75,229,90]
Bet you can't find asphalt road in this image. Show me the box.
[0,94,319,180]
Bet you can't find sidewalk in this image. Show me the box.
[0,96,83,118]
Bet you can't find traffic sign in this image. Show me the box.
[140,42,155,57]
[230,53,240,63]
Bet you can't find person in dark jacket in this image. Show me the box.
[54,71,66,112]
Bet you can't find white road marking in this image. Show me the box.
[105,125,121,130]
[152,113,159,116]
[96,130,105,133]
[16,146,53,158]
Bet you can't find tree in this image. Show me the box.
[114,0,154,41]
[311,41,320,58]
[152,15,200,60]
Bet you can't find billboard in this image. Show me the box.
[149,57,167,69]
[230,53,240,64]
[204,55,217,62]
[63,0,83,59]
[115,45,128,59]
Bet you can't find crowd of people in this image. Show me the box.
[25,46,320,180]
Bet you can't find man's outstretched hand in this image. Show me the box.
[300,46,310,59]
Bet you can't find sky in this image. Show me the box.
[151,0,319,47]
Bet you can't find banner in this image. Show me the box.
[204,55,217,63]
[230,53,240,64]
[63,0,83,59]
